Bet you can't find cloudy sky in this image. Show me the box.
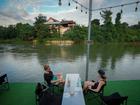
[0,0,140,26]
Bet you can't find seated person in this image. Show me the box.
[83,69,107,93]
[43,64,64,86]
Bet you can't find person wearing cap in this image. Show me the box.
[43,64,64,86]
[83,70,107,93]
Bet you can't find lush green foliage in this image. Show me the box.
[61,10,140,42]
[34,14,48,42]
[63,25,88,41]
[0,11,140,42]
[90,10,140,42]
[0,23,34,40]
[0,25,17,39]
[16,23,34,40]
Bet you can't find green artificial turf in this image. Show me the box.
[0,80,140,105]
[104,80,140,105]
[0,83,36,105]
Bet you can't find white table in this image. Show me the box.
[61,74,85,105]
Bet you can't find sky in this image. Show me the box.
[0,0,140,26]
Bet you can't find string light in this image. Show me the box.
[120,5,123,14]
[68,2,71,6]
[135,7,138,12]
[81,6,83,12]
[135,1,139,12]
[85,8,88,14]
[72,0,87,10]
[58,0,140,14]
[75,1,78,9]
[91,1,140,12]
[58,0,62,6]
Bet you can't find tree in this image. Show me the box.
[91,19,102,42]
[91,19,100,26]
[33,14,50,41]
[0,26,7,39]
[16,23,33,40]
[114,12,123,41]
[100,10,114,42]
[0,25,17,39]
[36,24,50,41]
[115,12,122,27]
[64,25,87,41]
[34,14,47,26]
[130,21,140,29]
[100,10,113,26]
[6,25,17,39]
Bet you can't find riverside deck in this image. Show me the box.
[0,80,140,105]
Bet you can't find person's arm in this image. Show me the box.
[51,79,60,84]
[49,71,60,83]
[89,81,105,93]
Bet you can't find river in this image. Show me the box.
[0,43,140,82]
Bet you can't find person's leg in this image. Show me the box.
[83,81,90,91]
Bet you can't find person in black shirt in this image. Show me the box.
[44,64,64,86]
[83,70,107,93]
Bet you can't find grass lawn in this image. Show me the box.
[0,80,140,105]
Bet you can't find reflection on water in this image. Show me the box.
[0,43,140,82]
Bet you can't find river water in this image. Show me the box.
[0,43,140,82]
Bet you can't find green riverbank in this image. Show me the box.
[0,80,140,105]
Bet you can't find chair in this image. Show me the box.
[86,85,128,105]
[39,90,62,105]
[44,74,62,93]
[35,83,47,105]
[87,83,106,97]
[35,82,62,105]
[0,74,9,90]
[85,83,107,105]
[102,92,128,105]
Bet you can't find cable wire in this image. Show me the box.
[69,0,140,12]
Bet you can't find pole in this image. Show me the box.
[85,0,92,81]
[88,0,92,42]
